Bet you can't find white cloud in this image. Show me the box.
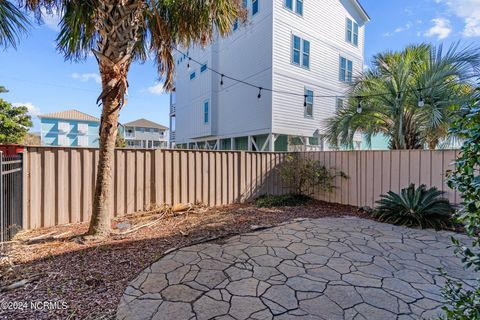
[71,72,101,84]
[40,8,61,31]
[383,20,422,37]
[147,83,164,95]
[13,102,41,117]
[436,0,480,37]
[424,18,452,40]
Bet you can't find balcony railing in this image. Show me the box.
[170,104,176,115]
[170,132,176,141]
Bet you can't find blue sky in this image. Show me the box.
[0,0,479,132]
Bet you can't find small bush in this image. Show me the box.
[255,194,312,208]
[372,183,454,229]
[278,154,348,196]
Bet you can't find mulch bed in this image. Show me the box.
[0,201,366,319]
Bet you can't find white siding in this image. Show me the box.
[271,0,366,137]
[172,0,368,145]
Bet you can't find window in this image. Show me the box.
[200,64,207,73]
[285,0,303,15]
[252,0,258,15]
[302,39,310,68]
[353,23,359,46]
[340,57,353,82]
[58,134,69,146]
[305,88,313,118]
[190,71,196,80]
[58,121,70,133]
[78,136,88,147]
[203,101,209,124]
[292,35,301,65]
[243,0,248,7]
[295,0,303,15]
[336,98,344,110]
[77,123,88,135]
[346,18,359,46]
[292,35,310,68]
[171,116,176,132]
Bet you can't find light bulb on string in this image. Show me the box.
[417,88,425,107]
[418,96,425,108]
[220,74,224,86]
[187,58,191,70]
[257,87,262,100]
[357,98,363,114]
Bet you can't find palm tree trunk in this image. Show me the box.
[87,1,144,237]
[88,75,122,236]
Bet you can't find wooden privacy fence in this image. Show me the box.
[21,147,459,229]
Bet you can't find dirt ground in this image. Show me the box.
[0,201,367,320]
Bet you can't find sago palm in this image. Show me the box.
[6,0,244,237]
[325,43,480,150]
[373,184,454,230]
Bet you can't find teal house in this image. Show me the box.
[39,110,100,147]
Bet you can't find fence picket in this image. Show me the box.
[15,147,461,229]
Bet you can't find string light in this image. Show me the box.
[418,89,425,107]
[357,98,363,114]
[418,96,425,107]
[172,47,478,102]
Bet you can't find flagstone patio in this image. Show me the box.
[117,217,475,320]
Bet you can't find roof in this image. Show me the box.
[123,119,169,130]
[351,0,370,22]
[39,109,100,122]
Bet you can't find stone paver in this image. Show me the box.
[117,217,474,320]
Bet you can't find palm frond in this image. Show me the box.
[325,42,480,150]
[0,0,30,49]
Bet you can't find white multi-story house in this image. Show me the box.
[170,0,369,151]
[123,119,169,149]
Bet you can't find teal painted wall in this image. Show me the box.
[40,118,100,147]
[360,134,390,150]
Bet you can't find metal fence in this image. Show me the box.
[0,152,23,242]
[22,147,459,229]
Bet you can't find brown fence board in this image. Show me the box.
[22,148,460,229]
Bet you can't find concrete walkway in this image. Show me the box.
[117,218,475,320]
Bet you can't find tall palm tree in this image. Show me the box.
[325,43,480,150]
[9,0,243,237]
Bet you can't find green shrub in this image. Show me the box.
[440,91,480,320]
[255,194,312,208]
[278,154,347,196]
[373,183,454,229]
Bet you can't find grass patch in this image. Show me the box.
[255,194,313,208]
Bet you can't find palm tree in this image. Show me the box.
[9,0,243,237]
[0,0,29,49]
[325,43,480,150]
